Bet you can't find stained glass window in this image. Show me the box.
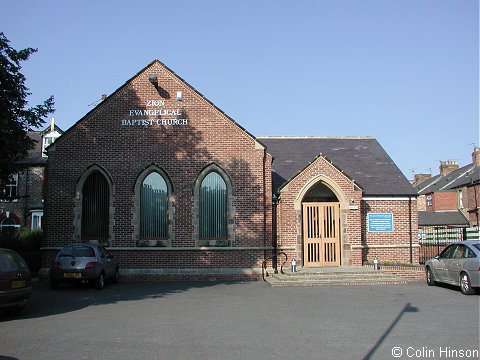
[141,172,168,239]
[81,171,109,240]
[200,172,227,239]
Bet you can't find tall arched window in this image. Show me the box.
[200,172,227,239]
[81,171,109,241]
[141,172,168,239]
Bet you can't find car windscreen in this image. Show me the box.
[473,244,480,252]
[60,246,95,258]
[0,251,29,272]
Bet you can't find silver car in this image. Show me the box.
[49,244,119,290]
[425,241,480,295]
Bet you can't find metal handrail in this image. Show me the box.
[262,252,288,281]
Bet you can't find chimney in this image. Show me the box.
[413,173,431,185]
[439,160,459,176]
[472,147,480,166]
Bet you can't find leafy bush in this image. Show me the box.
[0,228,43,274]
[0,228,43,251]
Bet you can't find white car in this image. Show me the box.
[425,241,480,295]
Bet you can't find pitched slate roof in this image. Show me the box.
[16,131,46,166]
[447,165,479,189]
[415,163,476,194]
[413,174,441,194]
[258,136,416,196]
[16,125,64,166]
[418,210,469,227]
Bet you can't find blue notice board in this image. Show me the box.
[368,213,394,232]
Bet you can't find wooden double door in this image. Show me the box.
[302,202,341,267]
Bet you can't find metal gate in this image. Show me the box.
[302,202,341,267]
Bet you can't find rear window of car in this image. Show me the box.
[473,244,480,252]
[60,246,95,258]
[0,251,29,272]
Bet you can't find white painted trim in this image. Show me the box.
[351,244,420,249]
[439,165,475,190]
[362,197,416,201]
[257,136,375,140]
[276,246,297,250]
[41,246,274,251]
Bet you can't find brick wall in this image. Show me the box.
[363,264,425,281]
[41,60,419,279]
[276,156,363,267]
[1,166,44,228]
[416,194,426,211]
[431,191,458,211]
[465,183,479,227]
[362,198,419,264]
[275,154,419,268]
[43,61,271,278]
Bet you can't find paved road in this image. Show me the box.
[0,280,478,360]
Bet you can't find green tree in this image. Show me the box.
[0,32,54,198]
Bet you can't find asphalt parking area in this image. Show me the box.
[0,281,478,360]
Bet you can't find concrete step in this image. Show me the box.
[264,267,408,287]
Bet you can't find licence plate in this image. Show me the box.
[63,272,82,278]
[11,280,26,289]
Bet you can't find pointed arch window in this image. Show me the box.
[200,172,227,239]
[141,172,168,239]
[81,171,109,241]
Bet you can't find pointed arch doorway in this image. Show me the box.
[302,181,341,267]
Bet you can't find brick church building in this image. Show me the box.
[41,60,418,280]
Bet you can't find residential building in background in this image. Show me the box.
[414,148,480,249]
[0,121,63,237]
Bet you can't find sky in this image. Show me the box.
[2,0,478,180]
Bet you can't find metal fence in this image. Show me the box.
[418,227,479,264]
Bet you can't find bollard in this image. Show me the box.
[291,258,297,273]
[373,257,379,271]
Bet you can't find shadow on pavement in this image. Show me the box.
[0,279,248,322]
[362,302,419,360]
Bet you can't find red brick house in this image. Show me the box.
[0,123,62,237]
[41,60,418,280]
[415,152,479,224]
[447,149,480,229]
[414,148,479,241]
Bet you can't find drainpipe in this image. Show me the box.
[262,148,267,257]
[409,197,413,264]
[272,195,278,273]
[23,168,29,227]
[473,180,479,228]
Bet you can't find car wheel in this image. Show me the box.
[50,279,59,290]
[460,272,475,295]
[426,267,435,286]
[94,273,105,290]
[112,267,119,283]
